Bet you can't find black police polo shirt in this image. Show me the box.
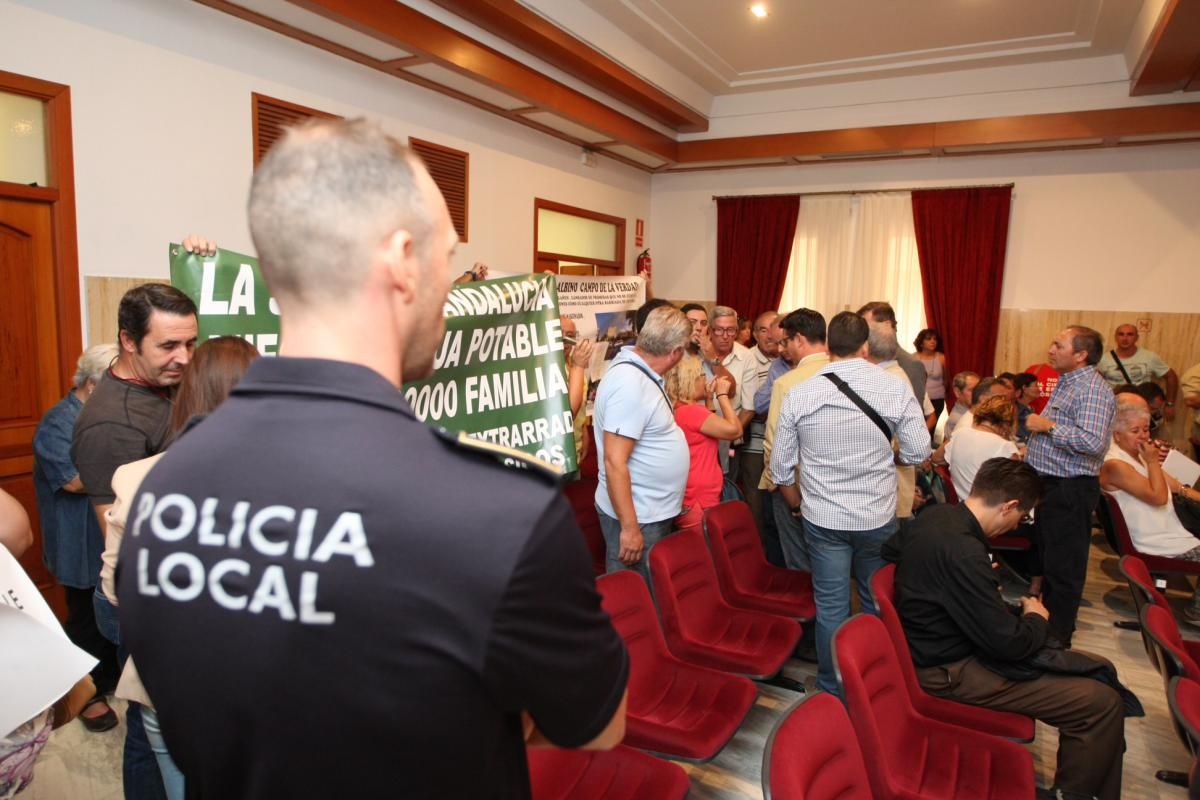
[116,357,628,799]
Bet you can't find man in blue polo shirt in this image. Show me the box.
[593,305,692,578]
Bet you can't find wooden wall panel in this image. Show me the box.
[85,276,155,348]
[995,308,1200,449]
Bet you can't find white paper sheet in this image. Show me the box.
[1165,448,1200,488]
[0,548,98,737]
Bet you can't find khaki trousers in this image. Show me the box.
[917,655,1125,800]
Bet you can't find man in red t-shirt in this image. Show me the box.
[1025,362,1060,414]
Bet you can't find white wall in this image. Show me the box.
[0,0,651,328]
[650,141,1200,313]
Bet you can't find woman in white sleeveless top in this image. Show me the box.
[1099,403,1200,623]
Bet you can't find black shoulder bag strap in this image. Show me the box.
[1110,350,1133,384]
[823,372,893,443]
[611,360,672,411]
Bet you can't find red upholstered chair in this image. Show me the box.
[1143,604,1200,681]
[832,614,1037,800]
[702,500,815,620]
[1168,677,1200,800]
[1118,555,1200,667]
[1102,492,1200,576]
[596,571,758,761]
[870,564,1035,741]
[762,692,872,800]
[648,528,802,679]
[526,745,689,800]
[562,474,605,576]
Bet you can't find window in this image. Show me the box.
[533,199,625,276]
[0,90,48,186]
[251,93,341,167]
[409,138,469,242]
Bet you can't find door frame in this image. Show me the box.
[0,68,82,405]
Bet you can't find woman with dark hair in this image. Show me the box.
[97,336,259,800]
[914,328,947,422]
[1012,373,1040,443]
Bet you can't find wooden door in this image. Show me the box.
[0,197,68,618]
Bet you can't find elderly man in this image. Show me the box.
[32,343,119,733]
[760,309,829,572]
[594,305,692,578]
[740,311,780,560]
[770,312,929,693]
[118,120,628,798]
[865,323,930,520]
[708,305,756,478]
[857,301,928,409]
[884,458,1125,800]
[1025,326,1117,646]
[944,371,980,440]
[1096,324,1179,421]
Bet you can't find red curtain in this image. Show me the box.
[911,187,1012,380]
[716,195,800,318]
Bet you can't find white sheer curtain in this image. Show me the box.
[778,192,927,347]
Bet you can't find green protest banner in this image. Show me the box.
[169,245,575,473]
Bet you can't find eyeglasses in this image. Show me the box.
[712,327,738,336]
[1019,510,1035,525]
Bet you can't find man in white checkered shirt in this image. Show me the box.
[770,311,930,694]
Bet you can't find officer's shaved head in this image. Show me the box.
[248,118,439,305]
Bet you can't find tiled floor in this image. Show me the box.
[23,531,1195,799]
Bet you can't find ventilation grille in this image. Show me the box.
[410,137,469,242]
[252,93,341,167]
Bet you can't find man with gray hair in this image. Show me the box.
[944,370,981,440]
[32,343,120,733]
[118,119,628,798]
[594,305,691,578]
[865,322,932,519]
[709,304,756,479]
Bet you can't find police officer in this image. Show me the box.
[117,119,628,799]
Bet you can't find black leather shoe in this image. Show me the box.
[79,695,119,733]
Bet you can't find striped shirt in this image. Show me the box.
[769,358,930,530]
[1025,365,1116,477]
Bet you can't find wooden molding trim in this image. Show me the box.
[0,69,82,393]
[286,0,678,160]
[427,0,707,133]
[673,102,1200,164]
[1130,0,1200,96]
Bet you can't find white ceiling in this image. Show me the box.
[573,0,1143,93]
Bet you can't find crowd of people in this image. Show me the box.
[4,115,1200,800]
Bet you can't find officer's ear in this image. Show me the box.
[380,227,418,304]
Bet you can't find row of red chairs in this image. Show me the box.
[530,499,817,798]
[1119,554,1200,791]
[765,567,1039,799]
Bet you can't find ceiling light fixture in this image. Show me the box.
[750,3,768,19]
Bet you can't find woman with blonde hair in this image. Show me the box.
[944,395,1019,500]
[664,353,741,530]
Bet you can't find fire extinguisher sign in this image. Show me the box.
[635,218,644,248]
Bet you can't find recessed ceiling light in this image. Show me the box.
[750,3,768,18]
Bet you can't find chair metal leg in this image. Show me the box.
[1155,769,1188,787]
[1113,620,1140,631]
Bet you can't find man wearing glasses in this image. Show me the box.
[707,305,758,480]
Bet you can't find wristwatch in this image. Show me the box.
[790,504,802,515]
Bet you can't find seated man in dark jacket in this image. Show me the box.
[882,458,1124,800]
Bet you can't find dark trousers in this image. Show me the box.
[64,585,120,695]
[918,656,1124,800]
[740,451,785,567]
[1035,474,1100,645]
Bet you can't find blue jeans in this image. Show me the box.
[597,508,675,582]
[803,516,898,694]
[141,707,185,800]
[93,586,120,646]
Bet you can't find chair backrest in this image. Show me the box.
[763,693,872,800]
[596,571,676,710]
[648,528,733,644]
[1120,554,1170,614]
[703,500,770,596]
[831,614,919,798]
[1170,677,1200,756]
[869,564,928,700]
[1143,605,1200,680]
[933,463,958,504]
[1100,491,1135,556]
